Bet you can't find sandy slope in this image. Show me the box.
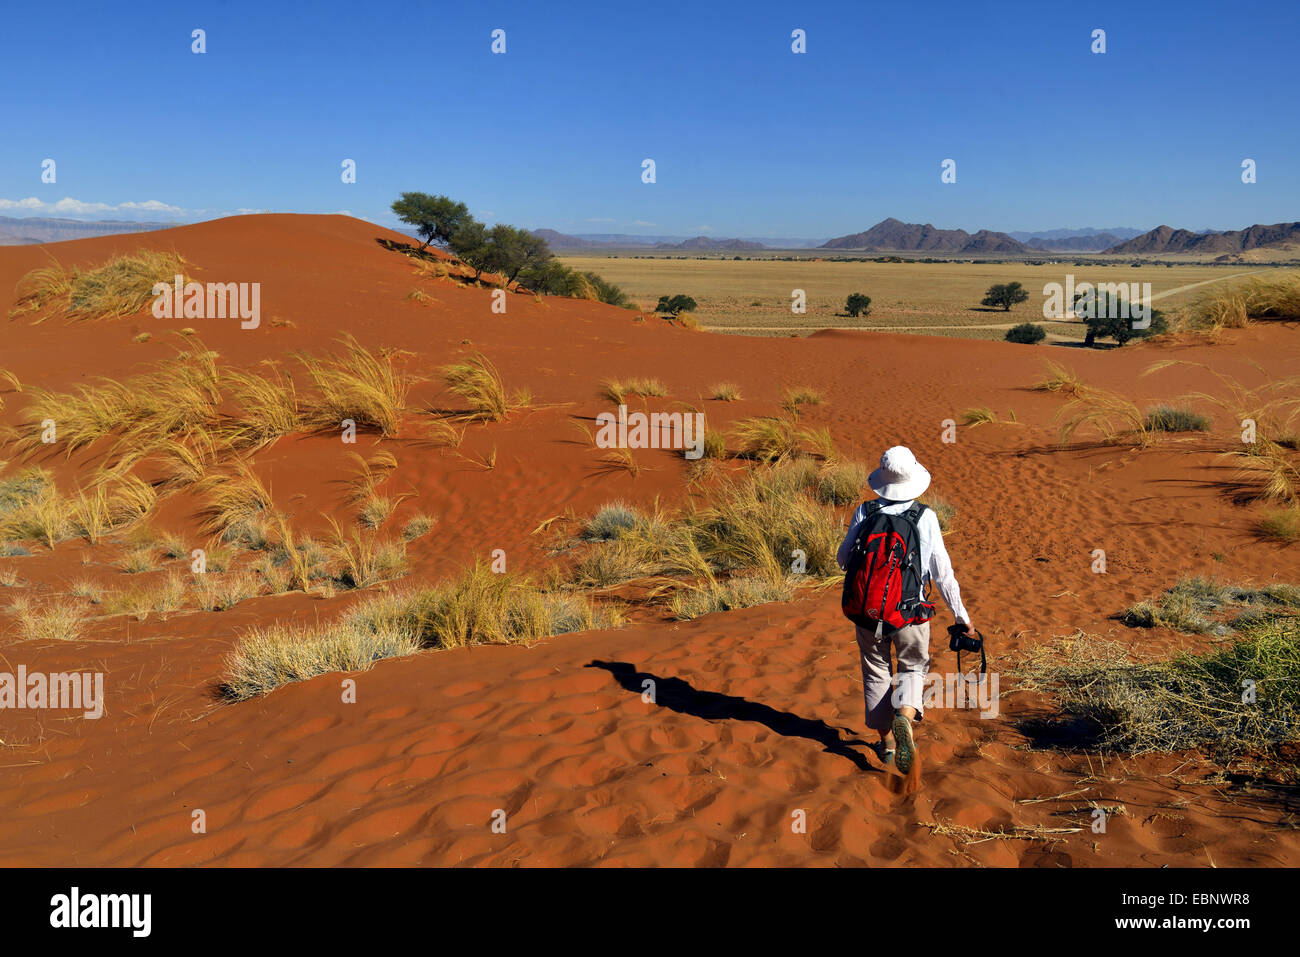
[1,215,1297,866]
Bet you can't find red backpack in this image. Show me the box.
[841,501,935,630]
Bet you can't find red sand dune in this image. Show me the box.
[1,214,1297,866]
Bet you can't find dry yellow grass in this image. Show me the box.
[1187,272,1300,330]
[600,377,668,405]
[8,596,88,641]
[346,450,398,502]
[730,414,835,463]
[197,462,275,538]
[323,517,408,588]
[10,250,189,322]
[221,615,421,700]
[297,335,413,437]
[223,364,300,450]
[1033,360,1090,397]
[219,561,617,698]
[440,352,508,421]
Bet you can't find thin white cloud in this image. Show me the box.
[0,196,186,220]
[632,219,657,228]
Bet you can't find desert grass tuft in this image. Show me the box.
[1228,440,1300,506]
[297,335,413,437]
[1258,508,1300,544]
[780,386,824,417]
[814,460,869,506]
[221,617,421,700]
[193,569,264,612]
[710,382,742,401]
[359,493,408,530]
[440,351,508,422]
[1056,387,1153,448]
[600,377,668,405]
[1187,272,1300,330]
[961,407,998,427]
[402,513,436,541]
[670,572,796,620]
[731,414,834,463]
[1012,605,1300,757]
[8,596,88,642]
[1120,577,1300,635]
[223,364,300,450]
[197,462,275,539]
[221,564,619,698]
[1144,406,1211,433]
[582,502,643,541]
[1033,360,1090,397]
[324,518,408,589]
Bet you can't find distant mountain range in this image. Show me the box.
[1008,226,1145,243]
[531,229,773,250]
[0,216,177,245]
[820,218,1031,254]
[1104,221,1300,257]
[5,216,1296,260]
[1023,233,1128,252]
[820,218,1300,257]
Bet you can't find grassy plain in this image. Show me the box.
[558,255,1271,339]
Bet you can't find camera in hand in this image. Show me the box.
[947,624,982,653]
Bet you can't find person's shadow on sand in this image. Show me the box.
[587,660,878,773]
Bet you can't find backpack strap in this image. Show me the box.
[848,500,884,553]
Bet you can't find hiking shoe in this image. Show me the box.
[892,714,916,774]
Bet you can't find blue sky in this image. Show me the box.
[1,0,1295,238]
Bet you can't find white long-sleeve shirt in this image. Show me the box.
[836,499,970,625]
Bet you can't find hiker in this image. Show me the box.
[837,446,974,774]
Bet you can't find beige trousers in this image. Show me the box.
[854,621,931,731]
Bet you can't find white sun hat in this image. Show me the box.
[868,446,932,501]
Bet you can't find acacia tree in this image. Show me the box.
[656,294,697,315]
[846,293,871,317]
[487,224,553,285]
[391,192,472,250]
[1075,291,1167,346]
[982,281,1029,311]
[448,220,491,279]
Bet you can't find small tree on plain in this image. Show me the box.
[845,293,871,317]
[1075,291,1168,346]
[982,281,1030,311]
[656,294,697,316]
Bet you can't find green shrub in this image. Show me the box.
[655,294,697,316]
[1005,322,1046,344]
